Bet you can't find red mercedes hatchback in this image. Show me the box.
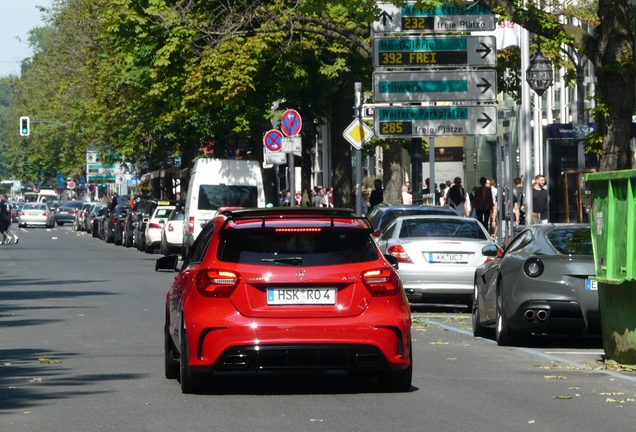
[156,208,412,393]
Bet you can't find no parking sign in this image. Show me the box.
[263,129,283,152]
[280,109,302,137]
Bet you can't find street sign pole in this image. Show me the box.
[355,82,363,216]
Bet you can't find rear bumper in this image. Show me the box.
[507,300,601,335]
[182,301,411,373]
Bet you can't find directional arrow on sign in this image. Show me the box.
[477,112,493,129]
[379,9,393,26]
[475,42,492,58]
[476,78,492,93]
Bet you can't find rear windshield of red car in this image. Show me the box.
[217,229,379,265]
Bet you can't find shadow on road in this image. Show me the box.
[0,348,145,412]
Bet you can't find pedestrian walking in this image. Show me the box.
[402,183,413,205]
[471,177,494,231]
[311,186,324,207]
[369,179,384,209]
[0,194,18,245]
[532,174,548,224]
[447,177,469,216]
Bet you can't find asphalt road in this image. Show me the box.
[1,225,636,432]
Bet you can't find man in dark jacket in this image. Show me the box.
[369,179,384,209]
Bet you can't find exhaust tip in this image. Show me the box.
[536,310,549,322]
[523,310,536,321]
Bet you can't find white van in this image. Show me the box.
[37,189,59,203]
[182,158,265,257]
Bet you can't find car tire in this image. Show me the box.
[92,228,97,238]
[57,221,65,226]
[164,312,179,380]
[145,244,153,254]
[472,282,488,338]
[377,342,412,392]
[106,233,114,243]
[495,279,518,346]
[180,321,204,394]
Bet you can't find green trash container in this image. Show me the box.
[586,169,636,364]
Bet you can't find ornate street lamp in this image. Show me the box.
[526,45,553,97]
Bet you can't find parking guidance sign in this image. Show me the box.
[372,2,495,33]
[373,106,497,137]
[373,35,496,68]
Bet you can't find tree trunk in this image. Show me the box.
[596,0,635,171]
[383,140,403,205]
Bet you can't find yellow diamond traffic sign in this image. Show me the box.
[343,120,374,150]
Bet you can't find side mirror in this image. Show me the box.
[384,254,399,270]
[155,255,179,272]
[482,244,502,258]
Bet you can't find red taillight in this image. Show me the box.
[149,222,163,230]
[386,245,413,264]
[195,269,240,297]
[168,223,174,232]
[70,209,77,215]
[361,268,400,296]
[373,229,383,237]
[111,217,118,223]
[188,216,194,233]
[20,211,25,216]
[43,212,49,216]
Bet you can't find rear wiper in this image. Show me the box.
[261,257,303,266]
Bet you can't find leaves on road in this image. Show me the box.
[430,340,449,345]
[544,375,568,380]
[39,358,62,364]
[553,395,572,400]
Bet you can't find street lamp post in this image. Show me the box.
[526,45,554,97]
[521,35,554,225]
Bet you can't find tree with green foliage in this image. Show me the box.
[477,0,633,171]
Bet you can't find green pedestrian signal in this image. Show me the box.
[19,116,30,136]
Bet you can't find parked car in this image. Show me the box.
[85,203,105,233]
[472,224,598,345]
[160,207,184,255]
[72,202,93,231]
[10,201,24,223]
[377,215,494,308]
[104,205,131,244]
[156,208,412,393]
[123,198,155,248]
[366,203,458,238]
[18,202,55,228]
[92,207,108,239]
[144,204,175,253]
[55,201,86,226]
[136,200,159,251]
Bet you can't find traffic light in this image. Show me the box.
[19,116,30,136]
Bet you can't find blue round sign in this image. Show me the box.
[263,129,283,152]
[280,109,302,137]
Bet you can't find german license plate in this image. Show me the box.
[585,279,598,291]
[267,288,336,305]
[428,253,468,263]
